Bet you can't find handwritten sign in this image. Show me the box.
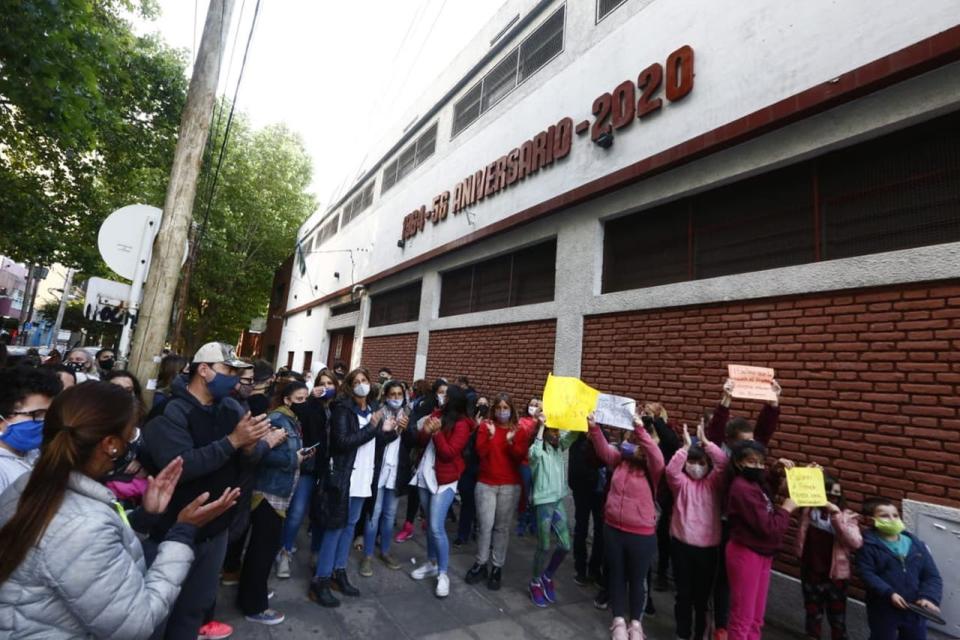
[728,364,777,403]
[593,393,637,430]
[786,467,828,507]
[543,374,599,432]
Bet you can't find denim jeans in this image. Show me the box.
[314,496,365,579]
[419,486,457,573]
[363,487,398,557]
[281,474,321,554]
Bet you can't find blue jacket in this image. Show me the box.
[856,530,942,608]
[254,408,302,498]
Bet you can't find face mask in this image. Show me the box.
[320,386,336,399]
[619,441,638,458]
[874,517,906,537]
[495,409,511,423]
[207,372,239,401]
[437,393,446,406]
[685,462,708,480]
[236,383,254,399]
[353,382,370,398]
[99,358,115,371]
[386,399,403,410]
[291,401,310,421]
[106,428,141,478]
[65,361,84,374]
[527,406,538,417]
[0,419,44,452]
[476,404,489,418]
[741,467,764,483]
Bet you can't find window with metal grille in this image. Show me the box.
[601,109,960,294]
[597,0,628,22]
[451,6,565,138]
[316,214,339,248]
[342,183,374,227]
[381,123,438,194]
[368,281,422,327]
[439,239,556,317]
[519,6,564,81]
[481,49,519,113]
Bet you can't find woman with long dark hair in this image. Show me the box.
[395,378,446,544]
[409,385,472,598]
[309,368,397,608]
[0,382,238,638]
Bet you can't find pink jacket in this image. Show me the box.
[588,425,664,536]
[794,507,863,580]
[665,442,728,548]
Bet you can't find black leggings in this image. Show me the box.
[238,501,283,616]
[604,524,657,621]
[405,488,420,523]
[672,538,719,640]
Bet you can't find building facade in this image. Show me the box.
[279,1,960,631]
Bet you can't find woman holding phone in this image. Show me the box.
[359,380,412,577]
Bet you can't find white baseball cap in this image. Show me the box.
[192,342,252,369]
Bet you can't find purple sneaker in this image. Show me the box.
[540,573,557,603]
[529,579,549,608]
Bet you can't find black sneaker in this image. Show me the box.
[645,593,656,615]
[655,572,670,592]
[465,562,488,585]
[308,578,340,608]
[573,573,591,587]
[593,589,609,610]
[332,568,360,597]
[487,566,502,591]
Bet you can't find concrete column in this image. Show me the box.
[414,271,439,379]
[552,214,602,377]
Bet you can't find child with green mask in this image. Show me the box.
[856,497,943,639]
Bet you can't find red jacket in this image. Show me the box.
[588,425,664,536]
[475,420,526,485]
[726,475,793,555]
[706,403,780,448]
[417,413,473,485]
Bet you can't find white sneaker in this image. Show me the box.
[411,561,439,580]
[435,572,450,598]
[276,550,291,579]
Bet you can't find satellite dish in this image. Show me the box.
[98,205,162,281]
[98,204,189,282]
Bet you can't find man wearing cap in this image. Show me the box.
[141,342,273,640]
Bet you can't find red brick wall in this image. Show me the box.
[426,320,556,404]
[582,281,960,581]
[361,333,418,384]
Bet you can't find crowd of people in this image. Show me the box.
[0,341,946,640]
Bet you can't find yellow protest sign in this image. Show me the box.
[786,467,828,507]
[542,374,599,432]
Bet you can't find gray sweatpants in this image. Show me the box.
[475,482,520,568]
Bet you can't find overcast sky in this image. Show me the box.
[134,0,504,213]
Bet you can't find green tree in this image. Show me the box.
[0,0,187,272]
[179,114,316,352]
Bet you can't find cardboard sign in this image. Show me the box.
[543,374,599,432]
[728,364,777,403]
[593,393,636,431]
[786,467,828,507]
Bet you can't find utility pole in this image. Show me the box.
[50,268,74,349]
[129,0,235,385]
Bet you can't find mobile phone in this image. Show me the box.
[298,442,320,455]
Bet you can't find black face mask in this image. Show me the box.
[475,404,489,418]
[99,358,115,371]
[105,431,141,479]
[291,402,310,422]
[741,467,764,483]
[65,361,84,374]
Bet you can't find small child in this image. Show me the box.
[856,497,943,640]
[527,417,577,607]
[665,422,727,640]
[794,473,862,640]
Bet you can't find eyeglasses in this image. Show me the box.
[3,409,47,421]
[238,380,255,387]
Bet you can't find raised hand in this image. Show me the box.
[721,378,735,407]
[397,413,409,432]
[696,420,707,444]
[143,456,183,515]
[229,412,271,449]
[485,420,496,438]
[682,424,692,450]
[770,379,782,407]
[177,487,242,527]
[263,428,287,448]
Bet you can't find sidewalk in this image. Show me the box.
[214,504,806,639]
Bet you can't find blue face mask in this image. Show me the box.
[321,387,336,399]
[207,372,239,401]
[0,419,44,452]
[386,399,403,410]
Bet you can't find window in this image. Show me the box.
[597,0,628,22]
[368,281,422,327]
[341,183,374,227]
[331,300,361,316]
[303,351,313,372]
[314,213,340,249]
[451,6,565,138]
[381,123,438,194]
[601,110,960,293]
[439,240,556,316]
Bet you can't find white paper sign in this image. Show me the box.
[593,393,636,430]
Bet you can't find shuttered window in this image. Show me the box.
[597,0,628,22]
[341,183,374,228]
[369,281,422,327]
[381,123,438,194]
[519,6,564,81]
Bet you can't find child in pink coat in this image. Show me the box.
[794,473,862,640]
[588,412,665,640]
[665,422,727,640]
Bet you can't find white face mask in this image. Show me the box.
[685,462,708,480]
[527,406,538,417]
[353,382,370,398]
[437,393,446,406]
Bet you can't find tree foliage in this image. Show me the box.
[179,111,315,352]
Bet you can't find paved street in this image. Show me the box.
[215,497,805,639]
